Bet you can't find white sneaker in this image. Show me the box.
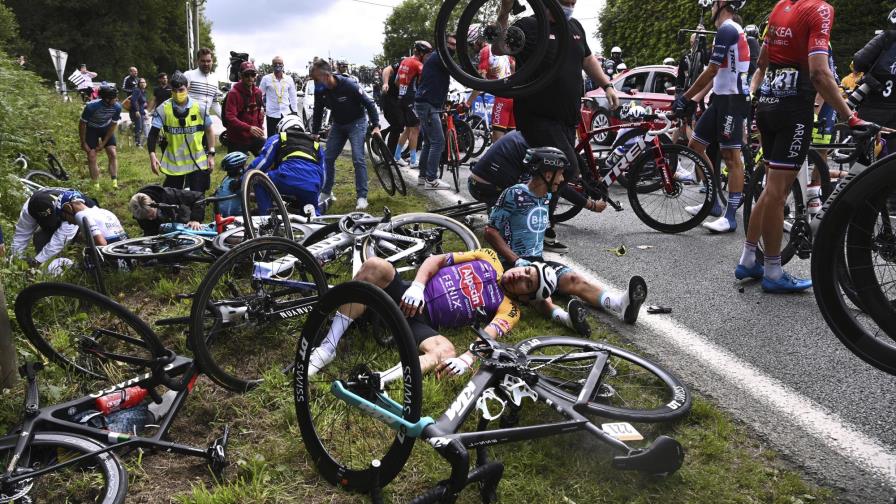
[410,161,420,169]
[308,347,335,377]
[424,178,451,190]
[702,217,736,233]
[396,158,409,167]
[356,197,369,211]
[684,204,702,216]
[417,176,426,186]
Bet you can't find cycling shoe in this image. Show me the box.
[734,263,764,280]
[761,272,812,293]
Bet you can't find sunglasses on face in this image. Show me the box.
[243,73,257,78]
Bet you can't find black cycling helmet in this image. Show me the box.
[98,83,117,100]
[169,70,188,89]
[414,40,433,54]
[523,147,569,174]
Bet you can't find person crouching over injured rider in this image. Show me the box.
[308,248,560,381]
[484,147,648,332]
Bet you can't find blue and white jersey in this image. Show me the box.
[710,19,751,96]
[488,184,551,259]
[80,99,122,129]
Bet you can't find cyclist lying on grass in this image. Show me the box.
[308,248,559,380]
[57,190,127,246]
[128,185,207,236]
[484,148,648,330]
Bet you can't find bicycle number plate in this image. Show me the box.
[601,422,643,442]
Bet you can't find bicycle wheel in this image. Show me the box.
[47,152,69,179]
[241,169,295,242]
[362,213,480,276]
[23,170,60,187]
[467,114,490,158]
[454,117,475,165]
[100,233,205,260]
[83,238,108,296]
[189,236,328,392]
[294,281,422,492]
[627,144,714,233]
[210,221,312,255]
[813,156,896,375]
[517,336,691,422]
[447,132,461,192]
[14,282,167,388]
[368,134,396,196]
[0,432,127,504]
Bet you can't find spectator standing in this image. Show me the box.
[147,71,216,193]
[184,48,223,117]
[121,67,139,97]
[260,56,299,138]
[130,78,149,147]
[149,72,172,113]
[79,84,121,188]
[414,33,456,190]
[75,63,98,101]
[310,60,380,211]
[224,61,266,155]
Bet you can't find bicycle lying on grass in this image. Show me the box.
[295,282,691,502]
[5,283,229,503]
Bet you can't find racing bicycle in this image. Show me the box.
[294,282,691,502]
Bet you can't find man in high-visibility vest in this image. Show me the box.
[147,71,216,193]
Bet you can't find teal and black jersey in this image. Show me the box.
[487,183,551,259]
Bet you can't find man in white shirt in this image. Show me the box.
[260,56,298,137]
[184,47,223,117]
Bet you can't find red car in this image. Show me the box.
[581,65,679,145]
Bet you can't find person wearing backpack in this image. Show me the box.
[223,61,266,155]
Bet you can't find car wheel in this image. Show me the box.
[591,107,615,146]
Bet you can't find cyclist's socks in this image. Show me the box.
[599,292,624,315]
[410,149,418,165]
[739,240,758,268]
[394,145,403,160]
[765,255,783,281]
[724,192,742,224]
[379,363,403,386]
[321,311,354,354]
[550,307,572,329]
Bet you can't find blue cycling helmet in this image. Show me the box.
[55,190,85,215]
[221,151,248,173]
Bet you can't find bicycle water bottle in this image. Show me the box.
[807,185,822,217]
[96,386,148,415]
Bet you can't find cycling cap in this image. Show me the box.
[744,24,760,38]
[128,193,155,220]
[98,83,117,100]
[55,190,85,215]
[278,115,304,133]
[529,262,558,301]
[221,151,249,172]
[414,40,433,54]
[523,147,569,174]
[611,47,622,54]
[169,71,188,89]
[663,57,675,65]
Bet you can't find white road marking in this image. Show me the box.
[408,174,896,487]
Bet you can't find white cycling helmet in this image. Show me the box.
[529,262,558,301]
[616,63,628,72]
[621,103,648,121]
[467,24,483,45]
[663,57,675,65]
[698,0,712,7]
[278,115,304,133]
[611,46,622,56]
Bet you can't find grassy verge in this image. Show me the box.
[1,141,834,503]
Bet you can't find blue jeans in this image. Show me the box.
[323,116,368,198]
[415,101,444,181]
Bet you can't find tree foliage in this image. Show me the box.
[597,0,892,74]
[0,0,20,53]
[5,0,215,87]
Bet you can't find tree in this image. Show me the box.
[381,0,441,64]
[5,0,215,86]
[0,0,20,54]
[597,0,891,74]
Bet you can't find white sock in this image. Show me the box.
[321,312,353,354]
[739,241,758,268]
[550,307,572,329]
[765,255,783,280]
[599,292,624,315]
[379,363,403,386]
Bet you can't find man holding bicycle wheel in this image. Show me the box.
[739,0,874,293]
[495,0,619,253]
[674,0,751,234]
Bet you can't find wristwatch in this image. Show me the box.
[601,83,612,91]
[207,149,216,156]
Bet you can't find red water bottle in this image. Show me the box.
[95,386,148,415]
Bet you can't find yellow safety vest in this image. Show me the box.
[160,100,207,176]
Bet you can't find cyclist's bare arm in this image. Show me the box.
[484,225,519,264]
[93,234,108,247]
[492,0,515,56]
[412,254,449,286]
[809,53,851,119]
[749,45,768,95]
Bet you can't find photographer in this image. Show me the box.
[852,9,896,153]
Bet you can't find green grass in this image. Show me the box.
[0,140,836,503]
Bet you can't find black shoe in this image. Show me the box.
[543,238,569,253]
[623,276,648,324]
[567,299,591,337]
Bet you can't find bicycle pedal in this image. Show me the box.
[207,425,230,479]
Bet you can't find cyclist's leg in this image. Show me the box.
[417,333,455,376]
[85,127,101,182]
[550,262,646,325]
[705,97,748,231]
[347,117,369,200]
[404,104,421,165]
[105,143,118,186]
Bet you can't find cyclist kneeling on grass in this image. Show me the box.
[485,148,648,329]
[128,185,206,236]
[246,115,325,214]
[57,190,127,247]
[309,248,561,381]
[10,188,98,267]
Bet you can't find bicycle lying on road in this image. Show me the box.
[294,282,691,502]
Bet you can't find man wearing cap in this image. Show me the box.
[9,188,97,267]
[260,56,299,138]
[224,61,266,155]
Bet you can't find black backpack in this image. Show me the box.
[221,86,263,130]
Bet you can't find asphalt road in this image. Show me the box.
[393,148,896,503]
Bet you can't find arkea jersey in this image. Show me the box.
[478,45,512,80]
[424,249,520,337]
[488,184,550,259]
[396,57,423,100]
[710,19,750,96]
[760,0,834,101]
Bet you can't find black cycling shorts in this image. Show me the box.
[85,126,117,149]
[382,269,439,346]
[401,102,420,128]
[693,94,748,149]
[382,95,406,131]
[756,103,813,171]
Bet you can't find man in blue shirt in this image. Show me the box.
[414,34,456,190]
[79,84,121,189]
[310,59,380,211]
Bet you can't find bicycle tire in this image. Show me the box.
[447,132,460,192]
[47,152,68,179]
[812,156,896,375]
[0,432,128,504]
[392,155,408,196]
[211,222,312,255]
[189,236,328,392]
[100,234,205,260]
[14,282,167,382]
[454,117,475,165]
[83,238,108,297]
[23,170,60,187]
[361,213,480,271]
[467,114,490,158]
[627,143,714,233]
[517,336,691,421]
[294,281,422,492]
[369,134,396,196]
[241,169,295,241]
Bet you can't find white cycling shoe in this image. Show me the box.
[702,217,736,233]
[308,348,335,377]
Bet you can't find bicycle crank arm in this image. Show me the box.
[605,195,624,212]
[330,380,434,437]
